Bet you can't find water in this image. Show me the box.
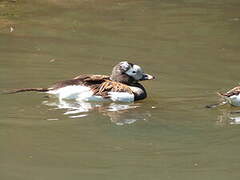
[1,0,240,179]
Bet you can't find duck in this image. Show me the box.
[217,86,240,106]
[206,86,240,108]
[6,61,155,102]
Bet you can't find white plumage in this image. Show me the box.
[48,85,135,102]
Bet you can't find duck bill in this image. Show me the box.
[140,73,155,81]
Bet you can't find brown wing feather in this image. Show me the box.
[219,86,240,97]
[50,74,110,90]
[93,81,133,97]
[73,74,109,82]
[48,74,132,98]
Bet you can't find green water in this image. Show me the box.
[1,0,240,179]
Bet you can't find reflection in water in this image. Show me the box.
[43,99,152,125]
[217,108,240,125]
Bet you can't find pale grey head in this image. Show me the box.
[110,61,155,85]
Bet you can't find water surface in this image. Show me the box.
[1,0,240,179]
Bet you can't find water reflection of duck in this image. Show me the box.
[217,109,240,125]
[7,61,155,102]
[43,99,152,125]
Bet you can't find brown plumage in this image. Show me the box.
[50,75,110,90]
[4,88,49,94]
[51,75,133,97]
[94,81,133,97]
[217,86,240,97]
[5,75,133,98]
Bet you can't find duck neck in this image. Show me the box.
[110,74,135,85]
[128,83,147,101]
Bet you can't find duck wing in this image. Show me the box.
[218,86,240,97]
[50,74,110,90]
[49,75,133,99]
[93,81,133,97]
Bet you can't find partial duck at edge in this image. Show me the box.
[206,86,240,108]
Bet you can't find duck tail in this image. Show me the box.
[3,87,49,94]
[205,92,227,108]
[205,101,227,108]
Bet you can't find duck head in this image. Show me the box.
[110,61,155,85]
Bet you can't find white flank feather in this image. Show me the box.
[227,95,240,106]
[108,92,134,102]
[48,85,135,102]
[48,85,93,100]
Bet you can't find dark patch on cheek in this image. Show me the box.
[128,63,134,68]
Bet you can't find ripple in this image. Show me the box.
[217,108,240,125]
[43,99,153,125]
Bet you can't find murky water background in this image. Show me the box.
[1,0,240,179]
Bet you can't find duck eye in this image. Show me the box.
[132,71,136,73]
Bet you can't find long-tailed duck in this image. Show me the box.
[206,86,240,108]
[7,61,155,102]
[217,86,240,106]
